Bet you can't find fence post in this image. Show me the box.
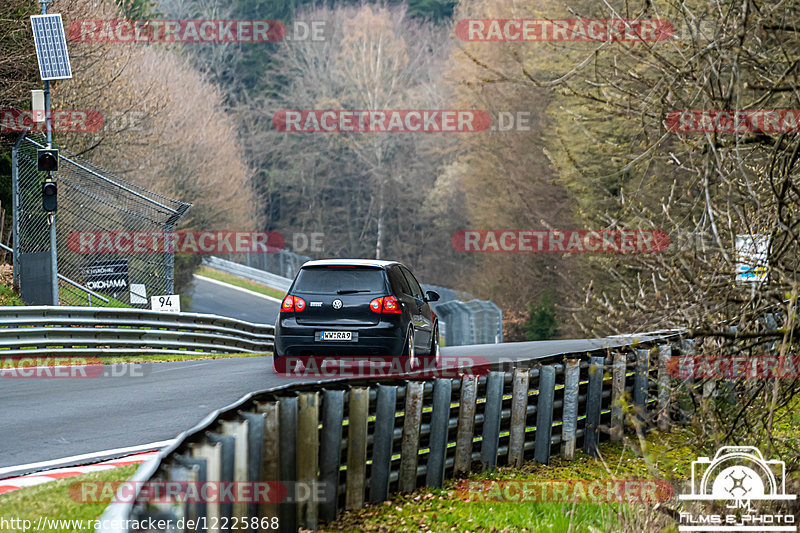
[255,401,280,528]
[345,387,369,510]
[633,348,650,427]
[534,365,556,464]
[297,392,320,530]
[190,442,222,533]
[480,371,504,471]
[657,344,671,430]
[319,389,345,522]
[278,397,297,533]
[399,381,424,492]
[453,376,478,477]
[611,353,626,441]
[584,356,605,457]
[220,420,250,523]
[369,384,397,503]
[508,368,529,468]
[561,359,580,460]
[206,432,235,530]
[426,378,452,488]
[239,411,264,526]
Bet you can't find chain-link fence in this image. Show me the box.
[435,299,503,346]
[13,132,191,307]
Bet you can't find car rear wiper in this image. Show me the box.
[336,289,371,294]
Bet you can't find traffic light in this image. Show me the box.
[37,149,58,172]
[42,181,57,212]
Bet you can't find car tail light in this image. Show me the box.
[371,296,401,314]
[281,295,306,313]
[382,296,401,313]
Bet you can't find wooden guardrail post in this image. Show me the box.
[633,348,650,427]
[319,389,345,522]
[657,344,671,430]
[206,432,235,531]
[345,387,369,509]
[239,411,264,527]
[480,371,504,471]
[425,378,452,488]
[561,358,580,460]
[534,365,556,464]
[399,381,424,492]
[507,368,529,468]
[369,384,397,503]
[583,356,605,457]
[277,396,297,533]
[221,420,250,527]
[297,392,320,530]
[610,353,626,441]
[453,375,478,477]
[255,401,280,529]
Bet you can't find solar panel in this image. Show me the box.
[30,14,73,81]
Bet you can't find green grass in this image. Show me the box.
[196,266,286,300]
[0,283,24,306]
[0,465,138,532]
[59,284,129,308]
[322,428,702,532]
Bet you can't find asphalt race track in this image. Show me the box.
[186,275,281,323]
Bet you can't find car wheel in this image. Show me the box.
[403,328,419,371]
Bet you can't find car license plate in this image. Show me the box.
[319,331,353,341]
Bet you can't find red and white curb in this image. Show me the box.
[0,441,174,496]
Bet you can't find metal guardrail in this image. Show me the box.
[98,333,686,532]
[0,306,274,356]
[203,256,292,292]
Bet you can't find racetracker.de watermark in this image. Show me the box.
[68,20,285,43]
[668,356,800,379]
[272,110,492,133]
[452,230,670,253]
[667,110,800,133]
[71,480,327,504]
[67,231,284,254]
[1,110,104,133]
[455,19,674,42]
[0,357,150,378]
[273,355,490,379]
[456,480,674,503]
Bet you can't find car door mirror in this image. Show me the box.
[425,290,440,302]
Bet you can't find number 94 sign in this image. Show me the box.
[151,294,181,313]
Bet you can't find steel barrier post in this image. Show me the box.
[454,375,478,476]
[319,389,345,522]
[206,433,235,531]
[611,353,626,441]
[255,401,280,528]
[277,397,297,533]
[657,344,671,430]
[534,365,556,464]
[221,420,250,524]
[480,371,504,471]
[634,348,650,426]
[584,356,605,457]
[425,378,452,488]
[561,359,580,460]
[297,392,320,530]
[239,411,264,528]
[369,384,397,503]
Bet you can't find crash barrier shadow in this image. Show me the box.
[97,336,696,532]
[0,306,274,356]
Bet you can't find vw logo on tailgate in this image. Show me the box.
[332,299,343,310]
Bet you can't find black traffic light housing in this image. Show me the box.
[37,149,58,172]
[42,181,57,212]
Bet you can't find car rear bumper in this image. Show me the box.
[274,318,406,357]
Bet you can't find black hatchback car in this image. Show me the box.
[274,259,440,367]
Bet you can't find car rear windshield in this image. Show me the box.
[293,266,386,294]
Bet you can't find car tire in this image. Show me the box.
[403,327,419,372]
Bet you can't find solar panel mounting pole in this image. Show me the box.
[38,0,59,305]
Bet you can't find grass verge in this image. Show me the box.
[0,465,138,532]
[196,266,286,300]
[1,352,270,365]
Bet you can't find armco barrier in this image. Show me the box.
[0,306,274,356]
[97,333,685,532]
[202,256,292,292]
